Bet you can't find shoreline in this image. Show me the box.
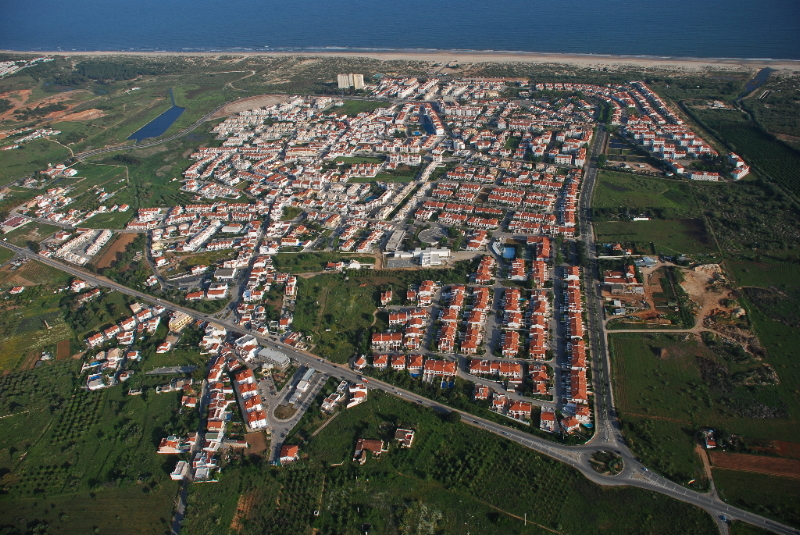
[3,48,800,71]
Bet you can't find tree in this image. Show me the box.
[445,411,461,424]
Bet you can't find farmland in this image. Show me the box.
[80,209,133,229]
[183,391,717,535]
[592,170,699,221]
[594,219,716,254]
[0,360,181,533]
[689,106,800,197]
[726,261,800,288]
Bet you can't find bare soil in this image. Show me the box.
[230,491,258,532]
[95,233,137,269]
[57,108,106,122]
[244,432,268,457]
[211,94,288,119]
[55,340,71,360]
[710,452,800,480]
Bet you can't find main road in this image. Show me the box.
[1,147,795,535]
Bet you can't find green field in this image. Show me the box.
[0,138,72,187]
[713,469,800,528]
[0,358,187,533]
[592,170,699,220]
[612,332,800,441]
[725,261,800,287]
[594,219,716,254]
[0,247,15,264]
[183,391,717,535]
[81,209,134,229]
[2,222,60,247]
[690,106,800,197]
[292,274,381,362]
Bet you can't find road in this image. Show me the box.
[2,169,796,534]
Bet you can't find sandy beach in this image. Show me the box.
[4,49,800,72]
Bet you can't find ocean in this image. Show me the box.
[1,0,799,59]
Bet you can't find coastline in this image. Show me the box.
[3,48,800,72]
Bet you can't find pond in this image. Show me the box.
[128,88,185,142]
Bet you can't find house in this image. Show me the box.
[561,416,581,434]
[352,438,386,464]
[280,444,300,463]
[473,384,492,401]
[540,410,557,433]
[508,401,533,421]
[373,354,389,370]
[394,428,415,448]
[380,290,393,306]
[9,286,25,295]
[346,383,368,408]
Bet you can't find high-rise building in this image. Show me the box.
[352,73,365,89]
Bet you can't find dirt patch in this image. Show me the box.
[230,491,258,532]
[710,452,800,480]
[95,233,137,269]
[19,351,38,371]
[211,94,288,119]
[57,108,106,122]
[274,404,297,420]
[55,340,71,360]
[245,432,268,457]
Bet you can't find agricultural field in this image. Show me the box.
[0,360,182,533]
[713,469,800,528]
[184,391,717,535]
[594,219,716,255]
[726,261,800,288]
[79,210,134,229]
[592,170,699,221]
[0,138,71,187]
[690,106,800,198]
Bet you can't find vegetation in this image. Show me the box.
[592,170,698,221]
[714,469,800,528]
[184,391,717,535]
[0,359,184,533]
[272,252,375,274]
[690,106,800,197]
[331,100,392,117]
[594,219,716,255]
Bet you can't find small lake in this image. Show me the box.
[128,88,185,142]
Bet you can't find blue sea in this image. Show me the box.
[1,0,799,59]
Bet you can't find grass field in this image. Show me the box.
[0,247,15,264]
[0,138,71,187]
[713,469,800,528]
[593,170,699,220]
[725,261,800,287]
[81,210,134,229]
[184,391,717,535]
[594,219,716,255]
[2,222,60,247]
[610,331,800,440]
[292,274,381,362]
